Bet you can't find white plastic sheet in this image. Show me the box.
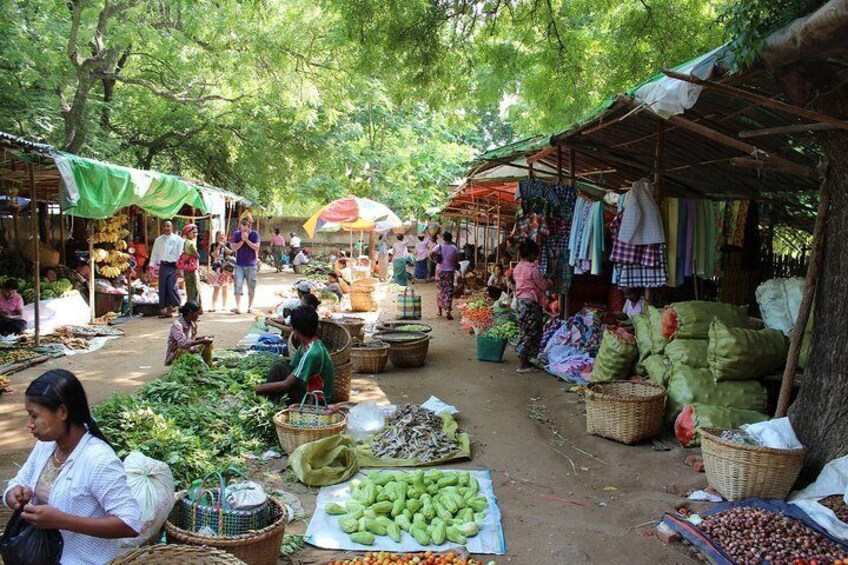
[305,469,506,555]
[790,455,848,542]
[741,417,803,450]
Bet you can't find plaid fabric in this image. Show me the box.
[614,244,669,288]
[609,211,663,267]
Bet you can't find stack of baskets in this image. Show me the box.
[700,427,806,500]
[350,277,378,312]
[585,381,667,445]
[336,317,366,343]
[107,545,248,564]
[288,321,352,401]
[164,496,287,565]
[350,341,390,374]
[372,331,430,368]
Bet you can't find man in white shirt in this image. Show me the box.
[289,232,302,264]
[149,220,184,317]
[292,249,309,274]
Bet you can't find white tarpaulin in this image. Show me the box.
[790,455,848,542]
[22,291,91,335]
[305,469,506,555]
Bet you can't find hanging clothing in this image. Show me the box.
[618,179,665,245]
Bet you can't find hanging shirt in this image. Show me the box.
[290,338,336,401]
[149,233,184,265]
[619,178,665,246]
[414,240,430,261]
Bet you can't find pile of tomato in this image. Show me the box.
[326,551,496,565]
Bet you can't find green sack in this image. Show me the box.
[666,365,767,422]
[633,313,653,363]
[674,403,769,447]
[664,339,709,369]
[591,329,638,382]
[666,301,748,340]
[643,354,670,385]
[357,412,471,467]
[290,435,360,486]
[708,319,788,381]
[648,306,668,354]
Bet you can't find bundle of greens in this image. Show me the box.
[93,351,281,487]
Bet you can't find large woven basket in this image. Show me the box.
[700,427,806,500]
[373,331,430,368]
[350,342,390,374]
[377,321,433,334]
[288,321,351,365]
[585,381,666,445]
[273,407,348,454]
[336,317,365,342]
[349,290,375,312]
[164,497,287,565]
[107,544,248,564]
[333,360,353,402]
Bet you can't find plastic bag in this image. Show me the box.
[119,451,176,548]
[0,509,63,565]
[674,403,769,447]
[224,481,268,510]
[664,339,709,369]
[708,319,788,381]
[666,365,767,422]
[741,417,803,450]
[755,277,804,336]
[648,306,668,354]
[347,401,396,442]
[662,301,748,340]
[590,329,638,382]
[290,435,359,486]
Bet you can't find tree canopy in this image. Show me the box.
[1,0,729,215]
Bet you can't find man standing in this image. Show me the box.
[232,218,260,314]
[414,234,430,282]
[271,228,286,272]
[149,220,184,318]
[289,232,302,264]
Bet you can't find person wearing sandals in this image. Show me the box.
[231,218,260,314]
[209,231,234,312]
[255,306,335,405]
[430,232,459,320]
[149,220,184,318]
[180,224,202,311]
[513,240,553,373]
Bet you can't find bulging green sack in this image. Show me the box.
[674,403,769,447]
[664,339,709,369]
[633,313,653,363]
[708,319,788,381]
[648,306,668,354]
[591,329,638,382]
[643,354,669,386]
[666,365,767,422]
[664,301,748,340]
[290,434,360,486]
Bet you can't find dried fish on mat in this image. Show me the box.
[371,404,460,462]
[61,325,124,337]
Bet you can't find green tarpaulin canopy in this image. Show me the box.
[55,152,208,219]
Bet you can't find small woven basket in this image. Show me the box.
[165,497,287,565]
[700,427,806,500]
[585,381,666,445]
[288,321,351,365]
[273,405,348,454]
[350,342,390,374]
[333,360,353,402]
[372,332,430,368]
[107,544,248,564]
[177,469,270,536]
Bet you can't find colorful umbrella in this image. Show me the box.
[303,196,402,238]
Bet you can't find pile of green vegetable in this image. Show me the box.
[93,351,281,487]
[326,469,489,547]
[0,275,74,303]
[481,321,519,341]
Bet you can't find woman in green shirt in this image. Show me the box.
[256,306,335,404]
[181,224,202,310]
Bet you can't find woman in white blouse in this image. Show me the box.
[4,370,141,565]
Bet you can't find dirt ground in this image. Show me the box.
[0,271,708,564]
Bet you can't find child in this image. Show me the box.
[326,272,347,299]
[513,240,552,373]
[622,287,645,316]
[256,306,335,404]
[0,279,26,336]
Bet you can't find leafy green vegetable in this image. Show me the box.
[482,321,519,340]
[93,351,281,487]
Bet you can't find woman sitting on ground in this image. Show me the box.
[325,272,346,299]
[267,292,320,335]
[165,301,213,366]
[486,263,507,300]
[0,279,26,336]
[256,306,335,405]
[4,370,141,565]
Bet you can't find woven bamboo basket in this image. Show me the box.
[585,381,666,445]
[107,544,248,564]
[273,407,348,454]
[700,427,806,500]
[288,321,351,365]
[349,290,375,312]
[164,497,287,565]
[333,360,353,401]
[350,342,390,374]
[377,321,433,334]
[336,317,365,342]
[373,331,430,368]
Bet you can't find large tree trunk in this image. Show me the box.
[789,130,848,480]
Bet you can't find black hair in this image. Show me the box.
[396,234,404,240]
[274,228,280,234]
[443,232,453,242]
[495,263,504,273]
[26,369,110,446]
[518,239,540,261]
[179,301,201,316]
[290,305,319,337]
[301,292,321,309]
[328,272,339,280]
[2,279,18,291]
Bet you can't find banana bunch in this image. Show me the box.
[108,251,129,266]
[114,240,128,250]
[99,265,123,278]
[92,248,109,262]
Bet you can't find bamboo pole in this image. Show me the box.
[495,206,501,266]
[776,171,830,417]
[59,210,66,265]
[126,210,134,316]
[483,214,490,275]
[89,226,96,324]
[29,164,40,346]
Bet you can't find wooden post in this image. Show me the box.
[126,212,134,316]
[654,121,666,201]
[557,147,563,183]
[143,212,149,248]
[474,219,479,272]
[483,214,490,275]
[495,206,501,266]
[88,231,96,324]
[29,164,40,346]
[368,230,376,268]
[776,173,830,417]
[569,149,576,188]
[59,210,66,265]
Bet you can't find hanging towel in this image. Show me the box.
[618,178,665,245]
[666,198,679,287]
[591,201,604,276]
